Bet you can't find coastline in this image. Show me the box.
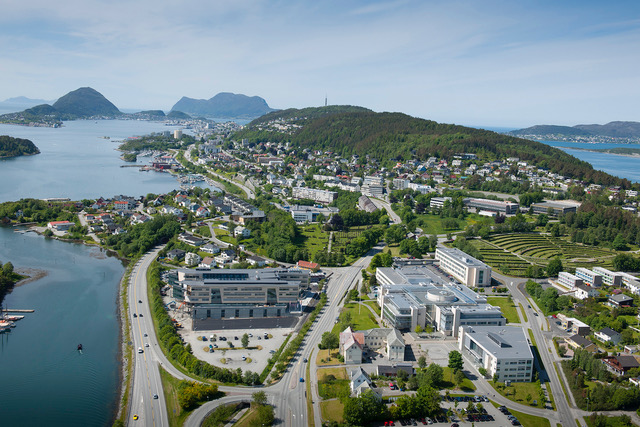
[556,146,640,158]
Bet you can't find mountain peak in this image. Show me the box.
[171,92,276,119]
[52,87,121,117]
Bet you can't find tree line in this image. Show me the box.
[0,135,40,158]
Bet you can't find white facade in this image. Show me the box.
[574,268,603,287]
[574,284,599,300]
[435,247,492,287]
[558,272,583,289]
[185,252,202,267]
[292,187,337,204]
[430,197,452,209]
[592,267,623,287]
[458,325,534,382]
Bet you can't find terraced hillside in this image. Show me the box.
[468,233,618,276]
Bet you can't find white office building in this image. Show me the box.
[574,268,603,287]
[435,247,492,287]
[376,266,504,336]
[430,197,452,209]
[292,187,337,204]
[458,325,534,382]
[174,268,309,322]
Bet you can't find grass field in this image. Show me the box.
[159,367,194,426]
[316,349,342,366]
[442,367,476,391]
[508,407,551,427]
[318,367,348,381]
[320,399,345,424]
[490,380,547,409]
[300,223,330,259]
[318,367,349,399]
[331,302,379,333]
[487,297,520,323]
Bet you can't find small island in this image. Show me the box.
[0,135,40,158]
[0,260,24,306]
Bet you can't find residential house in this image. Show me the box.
[247,256,267,267]
[215,250,236,266]
[376,364,415,378]
[349,367,378,397]
[340,327,364,364]
[179,233,205,247]
[297,260,320,271]
[233,226,251,238]
[185,252,202,267]
[166,249,186,261]
[574,284,599,300]
[564,334,598,353]
[603,355,640,376]
[201,243,221,254]
[199,257,216,268]
[608,294,634,308]
[47,221,73,231]
[595,327,622,345]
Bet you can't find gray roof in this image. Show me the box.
[462,326,533,359]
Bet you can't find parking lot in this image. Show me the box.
[376,394,524,426]
[180,326,294,374]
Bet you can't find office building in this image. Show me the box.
[530,201,579,216]
[592,267,623,287]
[458,325,534,382]
[558,272,583,289]
[292,187,337,204]
[463,198,519,215]
[376,266,504,336]
[174,267,309,323]
[574,268,603,287]
[435,247,492,287]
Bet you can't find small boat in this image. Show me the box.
[77,344,83,351]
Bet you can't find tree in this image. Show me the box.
[546,257,563,277]
[478,367,487,377]
[252,390,267,407]
[256,404,275,425]
[418,355,427,369]
[454,369,466,387]
[241,333,249,348]
[319,331,339,351]
[448,350,464,372]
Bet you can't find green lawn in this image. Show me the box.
[198,225,211,237]
[364,300,381,314]
[320,399,345,424]
[490,380,548,409]
[509,407,551,427]
[442,367,476,391]
[487,296,520,323]
[331,302,379,333]
[159,366,196,426]
[300,224,330,259]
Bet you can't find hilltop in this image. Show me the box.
[171,92,276,119]
[0,87,121,125]
[234,106,629,186]
[0,135,40,158]
[510,121,640,142]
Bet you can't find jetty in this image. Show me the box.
[2,309,35,313]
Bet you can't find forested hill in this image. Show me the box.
[0,135,40,158]
[234,108,632,187]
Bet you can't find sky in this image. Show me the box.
[1,0,639,128]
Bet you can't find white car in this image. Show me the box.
[138,347,143,353]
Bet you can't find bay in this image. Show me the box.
[0,120,219,203]
[537,140,640,183]
[0,226,125,426]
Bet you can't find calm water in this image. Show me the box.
[0,226,124,426]
[0,120,219,203]
[538,140,640,183]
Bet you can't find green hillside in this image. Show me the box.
[0,135,40,158]
[52,87,121,117]
[234,107,631,187]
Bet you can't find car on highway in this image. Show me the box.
[153,394,158,399]
[145,343,149,347]
[144,333,148,337]
[139,313,143,317]
[303,358,308,363]
[138,347,143,353]
[133,414,138,420]
[133,313,137,318]
[299,377,304,382]
[138,300,142,303]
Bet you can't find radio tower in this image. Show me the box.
[324,94,327,107]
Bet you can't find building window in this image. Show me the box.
[235,309,240,317]
[249,309,253,317]
[221,309,225,318]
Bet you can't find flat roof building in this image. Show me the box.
[174,267,309,325]
[592,267,623,287]
[435,247,492,287]
[463,198,519,215]
[458,325,534,382]
[574,268,603,287]
[530,201,579,216]
[376,266,504,336]
[558,272,583,290]
[292,187,337,204]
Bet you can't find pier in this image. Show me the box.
[2,309,35,313]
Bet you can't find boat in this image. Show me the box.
[77,344,83,351]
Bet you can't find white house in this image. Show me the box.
[185,252,202,267]
[233,226,251,238]
[595,327,622,345]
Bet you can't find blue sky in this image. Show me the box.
[1,0,639,127]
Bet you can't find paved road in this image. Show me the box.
[370,197,402,224]
[128,247,169,426]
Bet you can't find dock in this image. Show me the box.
[2,309,35,313]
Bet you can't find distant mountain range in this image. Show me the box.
[509,121,640,141]
[171,92,276,119]
[0,88,276,125]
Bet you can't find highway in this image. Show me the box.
[128,247,168,426]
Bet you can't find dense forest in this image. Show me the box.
[234,108,635,188]
[0,135,40,158]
